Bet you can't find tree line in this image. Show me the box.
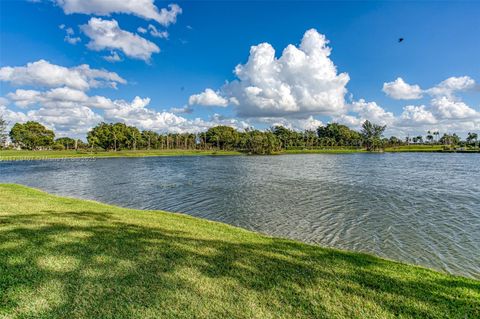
[1,115,478,154]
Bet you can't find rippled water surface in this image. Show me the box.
[1,153,479,278]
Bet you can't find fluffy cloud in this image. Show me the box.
[430,96,478,119]
[103,97,249,133]
[383,76,476,100]
[2,90,248,136]
[351,99,395,125]
[260,116,324,131]
[380,75,479,134]
[188,88,229,107]
[0,93,102,137]
[400,105,437,124]
[27,106,103,136]
[0,98,29,125]
[55,1,182,26]
[81,18,160,61]
[0,60,126,90]
[216,29,349,118]
[427,76,476,98]
[6,87,119,110]
[334,99,395,128]
[382,77,423,100]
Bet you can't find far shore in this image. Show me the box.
[1,146,479,161]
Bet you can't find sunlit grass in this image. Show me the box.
[281,148,365,154]
[384,145,444,152]
[0,149,243,161]
[2,146,478,161]
[1,184,479,318]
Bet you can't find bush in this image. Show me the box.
[52,143,65,151]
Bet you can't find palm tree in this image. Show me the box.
[466,132,478,147]
[433,131,440,143]
[426,132,433,144]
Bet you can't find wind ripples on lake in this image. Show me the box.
[1,153,479,278]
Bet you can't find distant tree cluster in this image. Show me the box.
[9,121,55,150]
[1,114,478,153]
[5,121,84,151]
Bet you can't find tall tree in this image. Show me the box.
[317,123,361,146]
[9,121,55,150]
[205,126,238,150]
[439,133,460,146]
[426,131,434,144]
[361,120,386,151]
[433,131,440,143]
[466,132,478,145]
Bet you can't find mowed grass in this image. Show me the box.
[384,145,444,152]
[0,184,479,319]
[1,145,468,161]
[281,148,365,154]
[0,149,243,161]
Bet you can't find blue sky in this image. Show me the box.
[1,0,479,138]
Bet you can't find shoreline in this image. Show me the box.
[1,183,479,318]
[1,183,476,280]
[1,147,479,161]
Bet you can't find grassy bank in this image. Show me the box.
[2,146,479,161]
[280,148,366,154]
[1,184,478,318]
[384,145,444,152]
[0,149,243,161]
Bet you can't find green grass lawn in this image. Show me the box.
[281,148,366,154]
[1,184,478,318]
[384,145,445,152]
[0,149,243,161]
[2,146,479,161]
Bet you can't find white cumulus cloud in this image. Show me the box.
[188,88,229,107]
[81,18,160,62]
[0,93,103,137]
[220,29,349,118]
[332,99,395,130]
[431,96,478,119]
[6,87,124,111]
[400,105,437,125]
[0,60,126,91]
[260,116,324,131]
[103,97,248,133]
[382,77,423,100]
[427,76,476,98]
[55,1,182,26]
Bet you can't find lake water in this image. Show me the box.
[1,153,479,278]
